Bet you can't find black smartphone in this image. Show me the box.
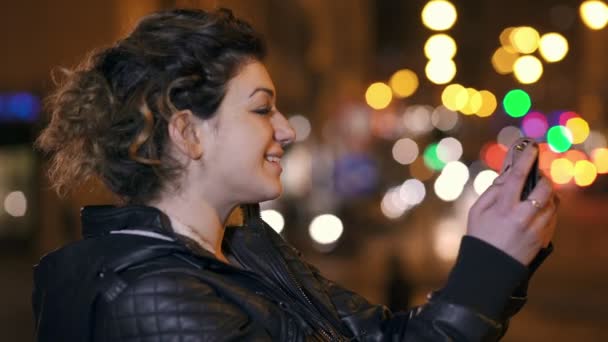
[511,138,541,200]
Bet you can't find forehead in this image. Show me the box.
[225,60,275,100]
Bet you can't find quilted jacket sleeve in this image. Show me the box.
[308,236,552,341]
[93,272,271,342]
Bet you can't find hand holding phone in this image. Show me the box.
[510,138,541,200]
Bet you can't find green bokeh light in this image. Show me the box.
[503,89,531,118]
[423,143,446,171]
[547,125,572,153]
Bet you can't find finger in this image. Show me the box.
[492,167,511,186]
[527,198,558,246]
[472,182,501,212]
[499,142,539,208]
[515,177,554,219]
[499,137,525,173]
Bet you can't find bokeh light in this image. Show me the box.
[433,218,465,262]
[392,138,419,165]
[442,161,470,185]
[434,173,464,201]
[441,84,468,111]
[574,160,597,186]
[382,186,410,219]
[499,27,517,51]
[424,34,457,59]
[389,69,419,98]
[473,169,499,195]
[288,115,312,142]
[539,143,559,172]
[580,1,608,30]
[4,191,27,217]
[565,117,590,144]
[513,55,544,84]
[431,105,459,131]
[510,26,540,54]
[282,145,312,197]
[421,0,458,31]
[403,105,434,135]
[539,33,569,63]
[309,214,344,245]
[476,90,498,117]
[550,158,575,184]
[547,125,573,152]
[481,142,508,171]
[558,111,579,126]
[425,59,457,84]
[460,88,482,115]
[2,93,41,122]
[503,89,532,117]
[497,126,523,147]
[399,179,426,206]
[365,82,392,110]
[424,143,447,170]
[261,209,285,234]
[564,149,588,164]
[437,137,463,163]
[491,47,519,74]
[591,148,608,174]
[522,112,549,138]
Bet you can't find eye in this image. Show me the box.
[253,106,273,115]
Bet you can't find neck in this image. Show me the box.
[149,192,236,261]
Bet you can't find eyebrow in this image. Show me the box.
[249,87,275,98]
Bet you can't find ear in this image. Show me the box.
[167,110,204,160]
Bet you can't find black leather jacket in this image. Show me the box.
[32,205,550,341]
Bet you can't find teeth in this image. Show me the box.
[265,156,280,163]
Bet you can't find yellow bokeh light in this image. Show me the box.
[513,55,544,84]
[441,84,468,111]
[499,27,517,52]
[580,1,608,30]
[460,88,482,115]
[425,59,457,85]
[591,148,608,173]
[476,90,497,117]
[539,33,569,63]
[574,160,597,186]
[424,34,457,60]
[421,0,458,31]
[550,158,574,184]
[365,82,392,110]
[566,117,590,144]
[389,69,419,98]
[491,47,519,74]
[510,26,540,54]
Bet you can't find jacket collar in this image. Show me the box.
[80,205,174,238]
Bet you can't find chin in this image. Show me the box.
[262,182,282,201]
[243,180,282,204]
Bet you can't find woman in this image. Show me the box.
[32,8,558,341]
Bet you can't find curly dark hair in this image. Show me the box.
[35,8,266,204]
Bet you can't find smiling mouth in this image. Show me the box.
[265,155,281,163]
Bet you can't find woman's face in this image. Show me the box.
[196,60,295,205]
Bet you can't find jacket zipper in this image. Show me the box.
[245,209,347,341]
[274,250,341,341]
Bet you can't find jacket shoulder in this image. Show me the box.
[95,270,270,340]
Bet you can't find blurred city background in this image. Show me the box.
[1,0,607,340]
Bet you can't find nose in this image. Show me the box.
[272,111,296,147]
